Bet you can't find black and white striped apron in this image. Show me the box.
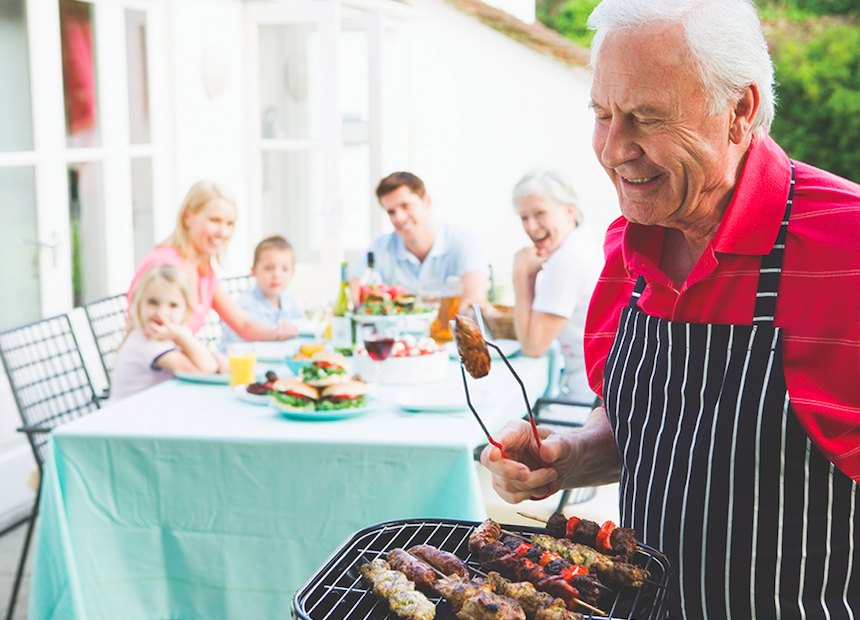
[603,163,860,619]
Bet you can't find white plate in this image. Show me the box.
[254,341,302,362]
[445,338,521,361]
[394,388,487,413]
[270,399,376,421]
[174,371,231,384]
[233,383,270,406]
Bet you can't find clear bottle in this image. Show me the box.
[331,262,355,350]
[357,251,383,306]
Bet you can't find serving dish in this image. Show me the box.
[270,399,376,421]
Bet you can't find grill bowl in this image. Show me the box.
[292,518,672,620]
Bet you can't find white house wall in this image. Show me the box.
[382,0,618,304]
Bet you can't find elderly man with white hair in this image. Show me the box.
[481,1,860,617]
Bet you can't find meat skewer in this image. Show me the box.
[470,520,605,614]
[387,548,440,590]
[360,558,436,620]
[530,535,650,588]
[517,511,639,560]
[409,544,470,578]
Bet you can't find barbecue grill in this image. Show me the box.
[292,518,672,620]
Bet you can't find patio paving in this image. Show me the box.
[0,521,30,620]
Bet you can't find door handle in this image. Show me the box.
[17,233,60,267]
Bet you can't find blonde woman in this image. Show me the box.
[127,181,297,340]
[111,265,226,402]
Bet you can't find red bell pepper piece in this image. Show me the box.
[539,551,561,567]
[561,564,588,581]
[514,543,532,557]
[596,520,616,553]
[565,516,581,540]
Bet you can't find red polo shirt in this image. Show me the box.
[584,136,860,482]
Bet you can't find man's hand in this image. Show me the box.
[480,407,622,504]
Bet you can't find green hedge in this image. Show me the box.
[768,19,860,183]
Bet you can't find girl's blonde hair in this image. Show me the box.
[162,180,236,270]
[129,264,195,332]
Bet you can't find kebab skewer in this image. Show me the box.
[360,558,436,620]
[518,512,638,560]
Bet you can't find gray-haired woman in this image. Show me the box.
[511,168,603,404]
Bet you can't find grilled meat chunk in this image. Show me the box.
[609,527,638,559]
[470,519,502,553]
[457,590,526,620]
[487,571,558,619]
[544,513,568,540]
[434,575,494,612]
[454,315,491,379]
[409,544,469,578]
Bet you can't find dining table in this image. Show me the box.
[28,339,557,619]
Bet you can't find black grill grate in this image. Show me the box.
[292,519,672,620]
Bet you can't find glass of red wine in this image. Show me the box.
[362,322,396,384]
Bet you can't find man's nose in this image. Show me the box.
[599,118,641,170]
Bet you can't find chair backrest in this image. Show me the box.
[197,274,255,349]
[82,292,130,389]
[0,314,100,467]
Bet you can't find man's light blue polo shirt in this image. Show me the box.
[351,222,487,293]
[219,284,304,351]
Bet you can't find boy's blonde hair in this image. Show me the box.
[129,264,194,331]
[252,235,293,268]
[162,181,236,270]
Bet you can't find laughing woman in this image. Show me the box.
[512,168,603,404]
[128,181,297,342]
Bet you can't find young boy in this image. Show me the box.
[219,236,303,350]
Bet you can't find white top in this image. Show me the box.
[219,284,304,351]
[532,225,603,403]
[351,222,487,293]
[108,330,177,403]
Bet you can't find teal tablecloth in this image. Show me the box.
[28,352,551,619]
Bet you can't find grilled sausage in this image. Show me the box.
[453,315,491,379]
[387,548,438,589]
[408,544,469,579]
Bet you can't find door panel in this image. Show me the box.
[0,166,41,330]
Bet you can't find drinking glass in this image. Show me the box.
[362,322,396,384]
[227,343,257,387]
[305,303,332,340]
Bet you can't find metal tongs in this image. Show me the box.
[452,304,554,499]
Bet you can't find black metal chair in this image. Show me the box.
[0,314,101,620]
[82,292,130,395]
[197,274,255,349]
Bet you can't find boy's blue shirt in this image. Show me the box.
[219,283,303,351]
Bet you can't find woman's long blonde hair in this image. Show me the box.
[161,181,236,270]
[128,264,195,332]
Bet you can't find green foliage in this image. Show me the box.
[769,19,860,182]
[536,0,600,47]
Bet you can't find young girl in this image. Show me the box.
[110,264,227,403]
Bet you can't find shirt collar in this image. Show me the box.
[394,222,446,264]
[621,136,792,278]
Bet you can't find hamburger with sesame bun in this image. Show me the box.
[301,351,352,387]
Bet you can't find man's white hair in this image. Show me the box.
[588,0,775,140]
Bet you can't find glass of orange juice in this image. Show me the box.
[227,343,257,387]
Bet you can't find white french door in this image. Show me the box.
[244,0,343,302]
[0,0,166,331]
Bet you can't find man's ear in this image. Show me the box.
[423,193,432,209]
[729,83,760,144]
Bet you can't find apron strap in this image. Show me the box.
[628,274,647,308]
[753,160,796,325]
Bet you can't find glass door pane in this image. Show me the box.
[68,162,105,306]
[261,150,321,263]
[0,0,34,152]
[258,23,318,140]
[0,167,40,329]
[60,0,101,148]
[131,157,154,266]
[125,9,151,144]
